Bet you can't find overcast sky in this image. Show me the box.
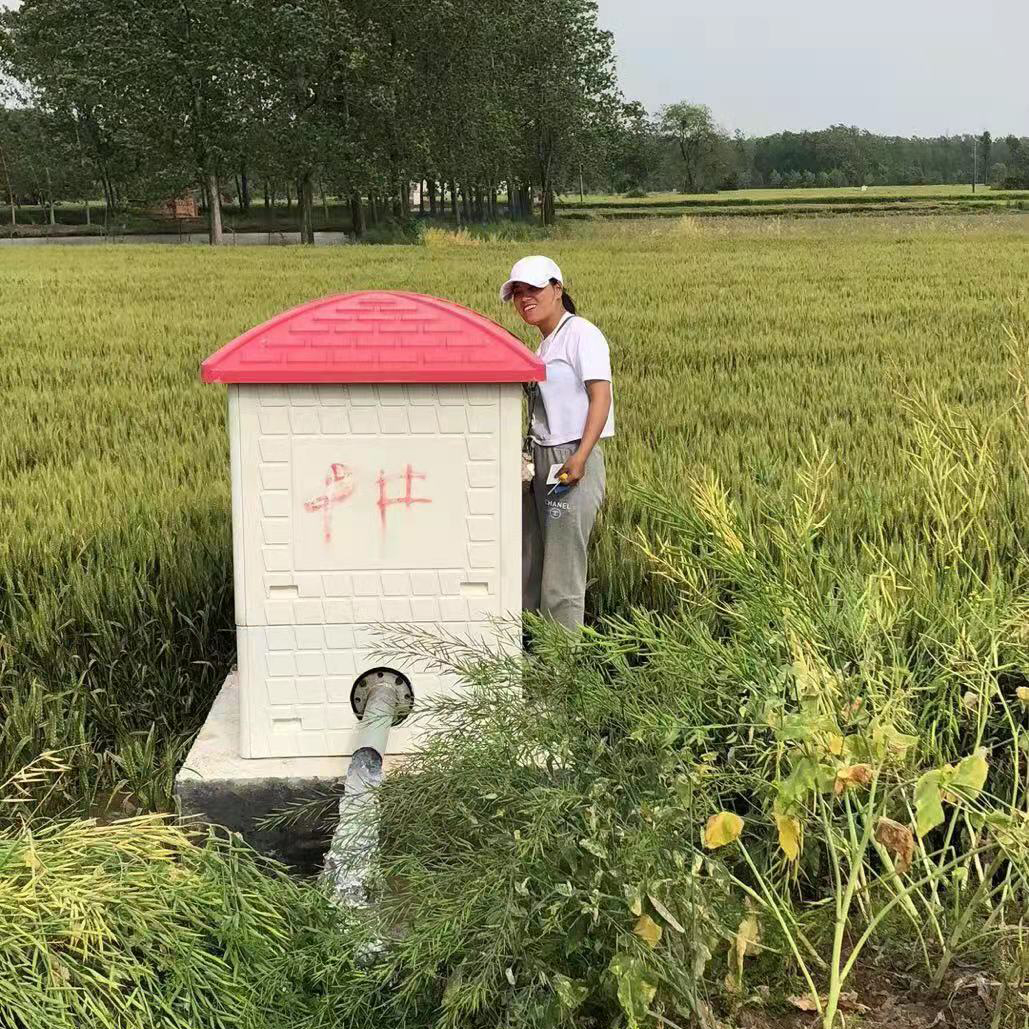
[595,0,1028,137]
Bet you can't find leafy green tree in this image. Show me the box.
[508,0,621,224]
[658,101,717,194]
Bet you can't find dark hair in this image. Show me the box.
[549,277,577,315]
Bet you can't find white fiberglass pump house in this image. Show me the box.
[201,291,545,760]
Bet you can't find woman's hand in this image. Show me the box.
[559,451,588,485]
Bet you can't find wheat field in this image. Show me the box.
[1,212,1027,804]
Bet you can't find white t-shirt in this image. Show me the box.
[530,313,615,447]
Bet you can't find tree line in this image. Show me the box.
[0,0,624,240]
[642,105,1029,195]
[1,1,1026,242]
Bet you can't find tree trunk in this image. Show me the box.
[206,172,224,244]
[542,188,555,226]
[44,166,56,225]
[299,170,315,244]
[286,181,293,214]
[320,181,329,224]
[235,174,243,209]
[349,193,365,237]
[450,180,460,225]
[0,142,15,226]
[462,185,471,223]
[84,198,91,226]
[240,167,250,212]
[419,178,425,215]
[427,178,437,216]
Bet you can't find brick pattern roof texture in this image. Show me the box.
[201,291,545,384]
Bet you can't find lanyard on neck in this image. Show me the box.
[523,314,575,450]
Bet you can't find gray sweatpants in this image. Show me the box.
[522,441,606,630]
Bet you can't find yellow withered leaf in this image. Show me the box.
[874,816,915,874]
[633,913,662,949]
[833,764,873,795]
[825,733,844,756]
[1017,686,1029,709]
[773,813,802,862]
[703,812,744,849]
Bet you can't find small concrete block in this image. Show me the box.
[262,547,290,572]
[467,516,497,542]
[438,570,463,595]
[294,599,324,623]
[437,408,466,433]
[298,706,326,731]
[408,408,438,433]
[316,385,347,407]
[324,626,355,649]
[266,626,295,651]
[288,384,318,406]
[258,408,290,434]
[262,518,290,546]
[353,597,382,621]
[378,408,410,434]
[467,462,498,488]
[266,652,295,677]
[381,597,412,621]
[295,652,326,676]
[376,386,408,407]
[465,385,496,405]
[437,387,466,406]
[325,651,357,675]
[318,409,349,434]
[352,572,380,596]
[407,386,437,406]
[410,597,440,621]
[264,602,294,625]
[323,599,355,622]
[348,385,377,406]
[468,407,497,433]
[410,571,439,595]
[466,436,493,460]
[349,408,379,434]
[295,678,326,704]
[467,489,495,515]
[258,385,288,406]
[439,597,468,622]
[266,679,296,706]
[294,625,324,650]
[259,437,290,463]
[289,408,319,434]
[260,465,290,490]
[261,493,290,518]
[468,543,495,568]
[325,678,351,704]
[380,572,410,596]
[322,573,353,596]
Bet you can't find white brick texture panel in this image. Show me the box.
[231,384,523,758]
[237,622,502,758]
[235,384,519,627]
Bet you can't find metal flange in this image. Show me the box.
[350,667,414,724]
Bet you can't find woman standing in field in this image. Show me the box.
[501,255,614,630]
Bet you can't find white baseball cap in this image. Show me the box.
[499,255,563,303]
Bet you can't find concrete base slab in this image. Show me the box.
[175,671,401,870]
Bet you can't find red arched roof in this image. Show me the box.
[201,291,545,384]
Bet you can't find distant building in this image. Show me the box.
[152,195,199,219]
